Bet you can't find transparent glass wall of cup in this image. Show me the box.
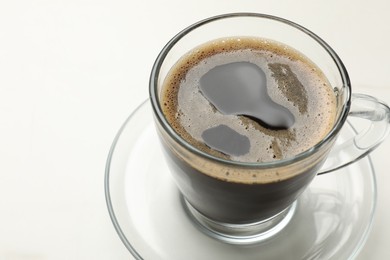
[149,13,390,244]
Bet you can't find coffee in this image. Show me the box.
[157,37,337,223]
[161,37,336,167]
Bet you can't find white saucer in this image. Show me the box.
[105,99,376,259]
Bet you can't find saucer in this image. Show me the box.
[105,99,377,260]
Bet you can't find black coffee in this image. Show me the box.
[162,37,336,167]
[158,37,337,224]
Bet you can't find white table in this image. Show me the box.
[0,0,389,259]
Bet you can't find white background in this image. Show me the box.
[0,0,389,259]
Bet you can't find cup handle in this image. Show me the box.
[318,93,390,175]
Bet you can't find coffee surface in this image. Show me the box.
[161,37,336,163]
[199,61,295,130]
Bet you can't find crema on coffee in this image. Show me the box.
[161,37,336,164]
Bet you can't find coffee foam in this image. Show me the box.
[161,37,336,165]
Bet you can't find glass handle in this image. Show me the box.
[318,93,390,175]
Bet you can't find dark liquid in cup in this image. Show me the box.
[159,37,337,223]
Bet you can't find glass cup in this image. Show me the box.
[149,13,390,244]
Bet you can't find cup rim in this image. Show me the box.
[149,12,351,169]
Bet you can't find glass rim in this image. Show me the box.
[149,12,351,169]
